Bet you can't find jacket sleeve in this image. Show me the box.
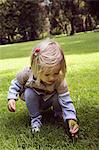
[58,92,77,122]
[7,67,30,100]
[7,79,22,100]
[16,67,30,85]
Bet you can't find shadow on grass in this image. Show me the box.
[4,109,64,132]
[1,104,99,149]
[77,104,99,140]
[2,109,70,148]
[3,105,99,139]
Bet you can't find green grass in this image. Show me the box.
[0,32,99,150]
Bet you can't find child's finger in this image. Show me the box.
[8,102,16,112]
[11,106,16,112]
[8,104,13,112]
[70,124,79,134]
[71,128,79,134]
[73,124,79,131]
[11,104,16,112]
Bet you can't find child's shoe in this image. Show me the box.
[32,126,40,133]
[31,115,42,133]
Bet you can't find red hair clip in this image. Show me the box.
[35,48,40,53]
[33,48,40,56]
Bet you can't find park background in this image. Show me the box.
[0,0,99,150]
[0,0,99,44]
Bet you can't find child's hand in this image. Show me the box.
[68,119,79,137]
[8,99,16,112]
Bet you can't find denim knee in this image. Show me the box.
[24,88,38,102]
[24,88,41,118]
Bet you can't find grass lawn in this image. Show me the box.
[0,32,99,150]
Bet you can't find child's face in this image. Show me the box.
[40,63,61,85]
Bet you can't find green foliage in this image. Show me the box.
[0,0,98,44]
[0,32,99,150]
[0,0,47,44]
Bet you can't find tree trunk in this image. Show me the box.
[70,17,75,35]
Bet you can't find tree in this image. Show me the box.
[0,0,19,44]
[14,0,47,41]
[0,0,47,44]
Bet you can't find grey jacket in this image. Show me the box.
[8,67,77,121]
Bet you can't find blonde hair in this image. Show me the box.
[31,38,66,84]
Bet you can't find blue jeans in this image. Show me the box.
[24,88,61,119]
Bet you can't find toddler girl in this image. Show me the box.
[7,38,79,137]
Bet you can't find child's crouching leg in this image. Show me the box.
[24,88,42,133]
[51,94,62,120]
